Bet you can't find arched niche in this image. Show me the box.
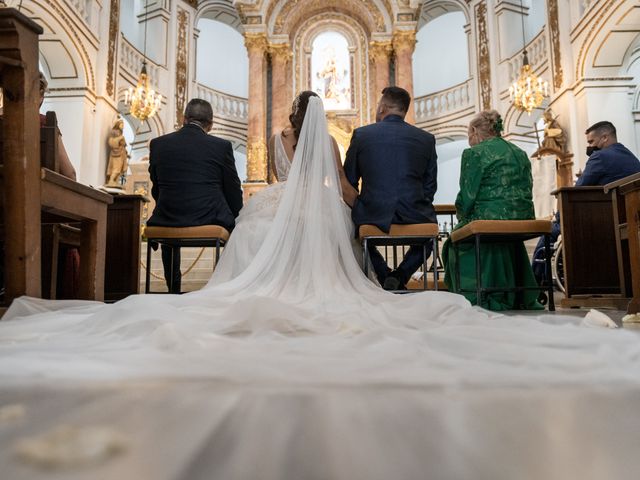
[19,1,93,91]
[293,13,370,125]
[576,0,640,80]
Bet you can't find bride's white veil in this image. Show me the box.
[204,96,381,304]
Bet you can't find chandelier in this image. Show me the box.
[123,0,162,121]
[509,0,548,114]
[124,61,162,121]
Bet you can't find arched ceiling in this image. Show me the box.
[270,0,393,37]
[198,0,244,32]
[418,0,469,29]
[235,0,398,37]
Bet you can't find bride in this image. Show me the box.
[1,94,639,388]
[209,91,358,283]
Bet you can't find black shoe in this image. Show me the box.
[383,271,406,291]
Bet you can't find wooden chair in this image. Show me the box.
[143,225,230,294]
[359,223,440,291]
[450,220,554,310]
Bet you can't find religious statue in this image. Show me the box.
[105,118,129,187]
[541,109,567,153]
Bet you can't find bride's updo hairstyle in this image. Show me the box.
[469,109,504,143]
[289,90,320,148]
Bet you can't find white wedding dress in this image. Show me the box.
[1,98,639,386]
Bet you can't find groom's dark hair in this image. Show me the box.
[381,86,411,113]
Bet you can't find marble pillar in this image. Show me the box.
[244,33,268,197]
[269,43,292,135]
[393,31,417,124]
[369,41,393,117]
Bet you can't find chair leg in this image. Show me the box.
[544,233,555,311]
[422,242,427,291]
[475,235,482,306]
[454,241,461,293]
[363,239,369,279]
[432,236,439,291]
[168,244,175,294]
[145,240,153,294]
[215,238,221,264]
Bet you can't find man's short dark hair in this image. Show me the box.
[585,121,617,138]
[185,99,213,126]
[381,86,411,113]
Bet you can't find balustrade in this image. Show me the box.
[505,29,548,84]
[193,83,249,123]
[119,35,162,90]
[414,79,473,123]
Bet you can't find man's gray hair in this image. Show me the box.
[184,99,213,126]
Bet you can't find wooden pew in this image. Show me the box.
[0,9,112,309]
[552,186,630,309]
[605,173,640,314]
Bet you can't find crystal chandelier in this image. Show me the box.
[509,51,548,114]
[124,61,162,121]
[509,0,548,114]
[123,0,162,121]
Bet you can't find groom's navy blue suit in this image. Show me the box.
[344,114,438,285]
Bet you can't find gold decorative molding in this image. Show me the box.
[475,2,492,110]
[392,30,417,54]
[268,43,292,62]
[246,138,268,182]
[244,32,268,53]
[548,0,563,89]
[272,0,389,35]
[181,0,198,7]
[175,9,189,129]
[106,0,120,97]
[369,40,393,62]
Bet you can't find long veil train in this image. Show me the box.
[1,98,640,388]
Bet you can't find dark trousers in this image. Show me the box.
[369,243,433,285]
[532,213,561,285]
[161,245,181,293]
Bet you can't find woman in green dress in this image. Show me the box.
[442,110,542,311]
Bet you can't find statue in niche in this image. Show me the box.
[540,109,567,153]
[105,118,129,187]
[532,109,574,188]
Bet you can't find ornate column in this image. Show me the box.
[369,40,393,111]
[392,30,417,124]
[269,43,292,135]
[474,1,492,111]
[244,33,268,197]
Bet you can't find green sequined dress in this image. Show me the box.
[442,137,542,311]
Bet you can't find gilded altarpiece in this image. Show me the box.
[293,14,371,147]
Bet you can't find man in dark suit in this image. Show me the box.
[147,98,243,293]
[532,120,640,285]
[576,120,640,186]
[344,86,438,290]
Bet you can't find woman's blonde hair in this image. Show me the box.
[469,109,503,140]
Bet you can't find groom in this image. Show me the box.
[344,86,438,290]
